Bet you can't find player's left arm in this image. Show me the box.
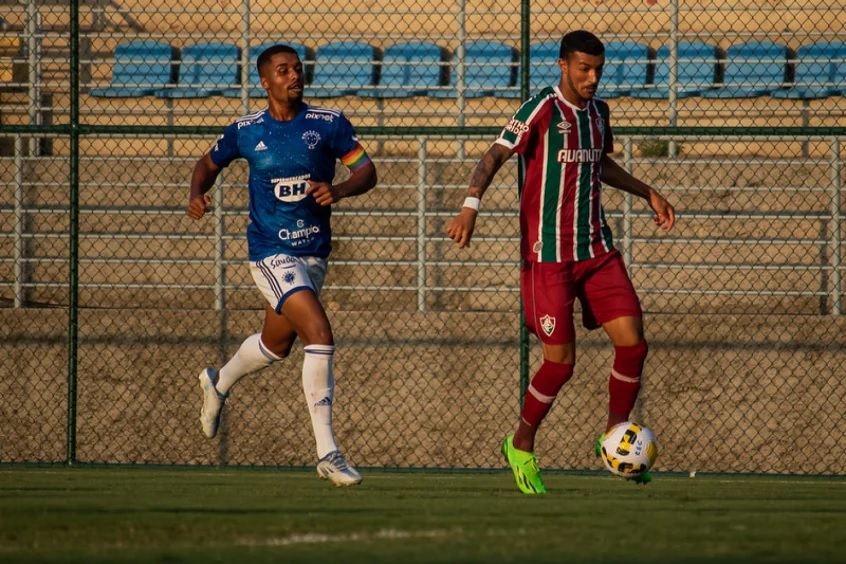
[600,155,675,232]
[333,143,377,200]
[308,119,378,206]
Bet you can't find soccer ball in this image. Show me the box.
[599,421,659,478]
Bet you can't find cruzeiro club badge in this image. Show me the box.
[540,314,556,336]
[302,130,321,149]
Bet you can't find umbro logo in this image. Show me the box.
[254,141,268,151]
[557,121,571,133]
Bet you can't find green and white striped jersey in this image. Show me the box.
[496,86,615,262]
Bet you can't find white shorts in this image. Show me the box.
[250,254,328,313]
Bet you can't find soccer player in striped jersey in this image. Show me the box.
[187,44,377,486]
[447,30,675,494]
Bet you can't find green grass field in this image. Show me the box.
[1,467,845,563]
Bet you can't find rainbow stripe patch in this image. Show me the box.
[341,144,371,172]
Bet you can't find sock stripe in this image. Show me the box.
[258,338,282,361]
[611,367,640,383]
[527,384,556,404]
[304,344,336,356]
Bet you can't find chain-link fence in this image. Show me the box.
[1,0,844,475]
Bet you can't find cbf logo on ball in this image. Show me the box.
[273,174,310,202]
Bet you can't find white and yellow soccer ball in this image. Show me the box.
[600,421,659,478]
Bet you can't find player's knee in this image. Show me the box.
[299,325,334,348]
[612,339,648,377]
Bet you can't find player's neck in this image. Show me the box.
[555,85,585,109]
[560,90,587,108]
[266,99,304,122]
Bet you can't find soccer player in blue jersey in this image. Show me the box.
[187,44,377,486]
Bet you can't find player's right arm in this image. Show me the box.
[187,153,223,220]
[188,125,240,220]
[446,142,513,249]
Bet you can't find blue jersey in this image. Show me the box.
[209,104,361,261]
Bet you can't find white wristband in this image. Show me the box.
[462,197,481,212]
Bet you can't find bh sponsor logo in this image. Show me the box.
[273,174,310,202]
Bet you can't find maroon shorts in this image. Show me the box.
[521,250,643,345]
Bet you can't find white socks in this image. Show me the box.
[302,344,339,459]
[213,336,340,459]
[215,333,280,394]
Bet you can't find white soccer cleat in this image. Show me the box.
[316,450,362,486]
[198,368,228,439]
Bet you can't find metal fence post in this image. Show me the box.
[26,0,41,157]
[668,0,679,157]
[831,137,842,316]
[417,137,427,312]
[13,135,23,308]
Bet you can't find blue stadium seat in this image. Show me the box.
[701,40,789,98]
[595,41,653,99]
[431,41,519,98]
[529,40,561,95]
[631,41,719,98]
[310,41,380,97]
[772,41,846,99]
[221,42,311,99]
[89,40,176,97]
[156,41,240,99]
[365,41,449,98]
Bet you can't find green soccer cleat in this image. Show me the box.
[630,471,652,485]
[501,435,547,495]
[595,433,606,458]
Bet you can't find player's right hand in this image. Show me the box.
[446,208,478,249]
[187,194,213,220]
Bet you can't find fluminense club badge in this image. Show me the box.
[540,314,556,336]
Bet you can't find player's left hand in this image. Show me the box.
[306,180,338,206]
[648,190,675,232]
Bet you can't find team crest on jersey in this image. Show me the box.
[302,130,321,149]
[557,121,571,134]
[594,116,605,134]
[540,314,556,336]
[533,240,543,254]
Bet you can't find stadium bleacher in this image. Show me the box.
[310,40,381,98]
[366,41,449,98]
[701,40,790,98]
[430,40,520,99]
[155,41,240,99]
[89,40,177,98]
[595,40,653,98]
[78,37,846,104]
[773,41,846,100]
[631,40,720,99]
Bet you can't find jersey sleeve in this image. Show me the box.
[333,112,373,172]
[495,115,532,155]
[494,92,547,155]
[208,122,241,168]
